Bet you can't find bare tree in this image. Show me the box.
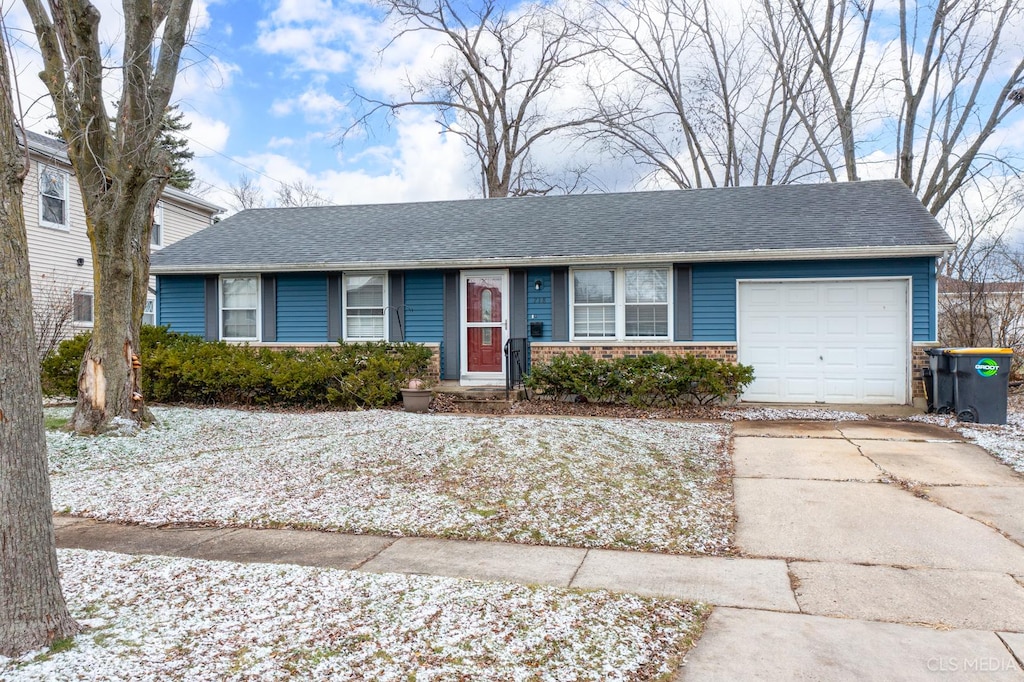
[276,179,331,207]
[583,0,837,188]
[0,18,78,657]
[22,0,195,433]
[777,0,1024,216]
[586,0,1023,210]
[228,173,266,211]
[32,272,78,362]
[348,0,599,197]
[938,181,1024,362]
[940,240,1024,360]
[774,0,878,183]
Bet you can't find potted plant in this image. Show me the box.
[401,378,433,413]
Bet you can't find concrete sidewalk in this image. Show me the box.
[54,516,799,612]
[54,418,1024,680]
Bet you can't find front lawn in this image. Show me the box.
[0,550,707,680]
[46,407,734,555]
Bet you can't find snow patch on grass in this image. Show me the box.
[46,407,734,554]
[722,407,868,422]
[907,405,1024,473]
[0,549,706,681]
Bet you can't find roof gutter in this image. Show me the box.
[151,243,956,274]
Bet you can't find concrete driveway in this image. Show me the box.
[682,420,1024,680]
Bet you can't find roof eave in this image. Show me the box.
[151,244,955,275]
[24,138,223,215]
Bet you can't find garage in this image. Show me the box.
[737,279,910,404]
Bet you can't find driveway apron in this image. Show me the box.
[681,420,1024,680]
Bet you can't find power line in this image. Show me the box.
[178,130,291,189]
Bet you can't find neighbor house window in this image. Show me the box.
[220,275,259,340]
[344,273,386,340]
[571,267,670,340]
[72,290,93,325]
[40,165,69,230]
[151,203,164,248]
[142,297,156,326]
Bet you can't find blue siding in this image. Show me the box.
[156,275,206,336]
[526,268,553,342]
[691,258,936,342]
[404,270,446,377]
[276,273,328,342]
[404,271,445,342]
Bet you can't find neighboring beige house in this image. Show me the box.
[21,130,220,355]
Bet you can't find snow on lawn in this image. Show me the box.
[721,406,869,422]
[910,406,1024,474]
[46,407,733,554]
[0,549,707,681]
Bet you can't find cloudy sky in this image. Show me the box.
[3,0,1023,236]
[4,0,501,211]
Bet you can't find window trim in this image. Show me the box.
[151,202,164,249]
[569,266,673,341]
[72,289,94,326]
[219,274,261,342]
[142,296,156,326]
[39,165,70,231]
[343,272,388,342]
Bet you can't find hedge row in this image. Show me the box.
[41,327,433,409]
[524,352,755,406]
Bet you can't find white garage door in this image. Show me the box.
[738,279,909,404]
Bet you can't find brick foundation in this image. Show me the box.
[529,342,739,365]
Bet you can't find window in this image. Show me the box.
[573,270,616,338]
[39,166,69,229]
[220,275,259,340]
[345,273,386,340]
[571,267,670,340]
[72,290,93,325]
[142,297,156,326]
[625,268,669,337]
[151,203,164,248]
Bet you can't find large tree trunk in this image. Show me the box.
[0,37,79,656]
[23,0,194,434]
[71,199,152,434]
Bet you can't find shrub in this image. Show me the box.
[40,331,92,396]
[41,328,433,409]
[524,352,754,406]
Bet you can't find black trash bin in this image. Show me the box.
[924,347,954,414]
[944,348,1014,424]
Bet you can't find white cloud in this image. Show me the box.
[182,112,231,154]
[175,55,241,101]
[270,82,346,124]
[219,109,475,207]
[269,0,338,24]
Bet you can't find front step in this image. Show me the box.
[433,385,526,413]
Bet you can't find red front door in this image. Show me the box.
[465,275,504,373]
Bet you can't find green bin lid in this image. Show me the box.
[943,348,1014,355]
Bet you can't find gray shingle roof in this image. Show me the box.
[150,179,953,273]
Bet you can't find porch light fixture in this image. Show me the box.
[534,279,543,290]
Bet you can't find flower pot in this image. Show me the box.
[401,388,432,413]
